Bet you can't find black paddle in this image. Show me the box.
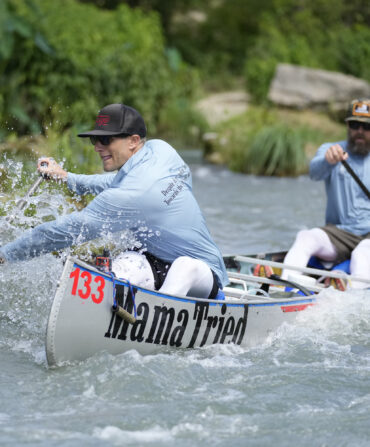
[262,273,312,297]
[342,158,370,199]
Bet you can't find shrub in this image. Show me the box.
[208,106,346,176]
[243,2,370,102]
[209,106,277,171]
[336,24,370,81]
[244,18,325,102]
[245,124,308,176]
[0,0,201,141]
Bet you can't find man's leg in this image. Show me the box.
[350,239,370,289]
[282,228,337,279]
[159,256,214,298]
[112,251,155,289]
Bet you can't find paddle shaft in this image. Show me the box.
[341,159,370,199]
[6,163,47,223]
[15,176,44,212]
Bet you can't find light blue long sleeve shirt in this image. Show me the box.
[309,140,370,235]
[1,139,228,287]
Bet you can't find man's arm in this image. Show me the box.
[309,142,348,180]
[0,188,139,263]
[66,173,116,195]
[37,157,115,195]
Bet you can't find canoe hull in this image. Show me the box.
[46,257,315,366]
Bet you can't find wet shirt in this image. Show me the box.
[309,140,370,236]
[1,139,228,287]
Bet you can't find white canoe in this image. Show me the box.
[45,256,317,366]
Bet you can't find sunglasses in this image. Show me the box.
[90,134,129,146]
[348,121,370,131]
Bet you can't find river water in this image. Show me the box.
[1,159,370,446]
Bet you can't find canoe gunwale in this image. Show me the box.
[234,255,370,284]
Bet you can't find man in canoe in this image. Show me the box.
[0,103,228,298]
[282,98,370,289]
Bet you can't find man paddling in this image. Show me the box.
[0,103,228,298]
[282,98,370,289]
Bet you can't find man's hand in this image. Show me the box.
[0,255,6,265]
[325,144,349,165]
[37,157,67,181]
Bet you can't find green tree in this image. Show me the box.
[0,0,54,134]
[244,0,370,101]
[0,0,201,138]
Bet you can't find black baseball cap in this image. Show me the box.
[78,104,147,138]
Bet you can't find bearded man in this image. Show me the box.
[282,99,370,289]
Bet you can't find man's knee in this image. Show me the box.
[171,256,191,266]
[294,228,323,244]
[112,251,154,288]
[289,227,338,262]
[159,256,213,298]
[352,239,370,256]
[170,256,200,275]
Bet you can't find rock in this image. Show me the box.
[268,64,370,111]
[196,90,249,125]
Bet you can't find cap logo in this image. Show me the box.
[96,115,110,126]
[352,102,370,118]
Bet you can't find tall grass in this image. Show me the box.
[246,124,308,176]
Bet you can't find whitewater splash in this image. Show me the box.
[1,245,369,368]
[1,164,369,369]
[1,167,80,363]
[264,286,370,374]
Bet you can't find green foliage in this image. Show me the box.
[336,24,370,81]
[1,0,369,182]
[0,0,54,134]
[0,0,201,142]
[0,126,100,198]
[157,97,208,149]
[166,0,266,85]
[210,106,346,176]
[244,26,291,102]
[210,106,278,172]
[40,127,103,175]
[246,125,308,176]
[244,0,370,101]
[106,0,370,99]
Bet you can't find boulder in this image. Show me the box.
[196,90,249,125]
[268,64,370,111]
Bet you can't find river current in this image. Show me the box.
[1,158,370,446]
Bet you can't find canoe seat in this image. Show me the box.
[308,256,350,274]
